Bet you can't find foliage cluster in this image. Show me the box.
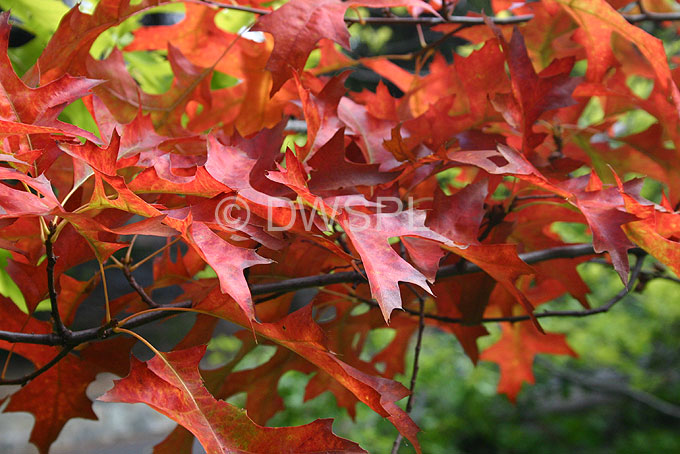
[1,0,680,453]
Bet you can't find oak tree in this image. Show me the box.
[1,0,680,452]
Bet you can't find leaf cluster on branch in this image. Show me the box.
[1,0,680,452]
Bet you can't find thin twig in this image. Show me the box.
[121,265,159,308]
[129,237,181,271]
[0,244,636,349]
[391,285,426,454]
[200,1,680,25]
[537,359,680,419]
[0,345,75,386]
[46,223,70,341]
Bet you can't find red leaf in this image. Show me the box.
[189,222,272,321]
[253,0,437,95]
[339,209,459,321]
[195,293,422,452]
[481,322,576,402]
[0,13,99,142]
[3,335,135,454]
[100,345,366,453]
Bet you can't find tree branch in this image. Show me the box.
[201,1,680,26]
[121,263,159,308]
[0,244,633,350]
[251,243,597,296]
[0,345,75,386]
[46,223,70,342]
[537,359,680,419]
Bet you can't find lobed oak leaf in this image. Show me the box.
[491,28,581,151]
[189,222,272,321]
[26,0,176,85]
[555,0,676,92]
[426,183,541,326]
[339,209,461,321]
[560,172,639,283]
[194,292,422,452]
[253,0,437,95]
[6,355,100,454]
[88,44,213,134]
[123,2,289,136]
[0,12,100,144]
[100,345,366,453]
[481,321,576,402]
[2,329,136,454]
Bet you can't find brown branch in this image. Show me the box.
[250,243,597,296]
[200,1,680,26]
[121,263,159,308]
[357,252,644,325]
[0,244,633,350]
[0,345,75,386]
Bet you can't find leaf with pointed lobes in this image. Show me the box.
[560,172,639,284]
[0,301,136,454]
[494,28,580,149]
[427,182,540,328]
[88,43,212,134]
[383,125,421,163]
[189,222,271,322]
[25,0,177,85]
[339,208,462,322]
[481,321,576,402]
[58,131,120,176]
[0,12,100,142]
[194,292,421,452]
[555,0,676,93]
[611,172,680,278]
[100,345,366,454]
[253,0,438,95]
[306,128,401,192]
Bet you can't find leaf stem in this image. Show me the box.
[98,259,111,323]
[46,222,70,341]
[129,237,181,271]
[391,285,426,454]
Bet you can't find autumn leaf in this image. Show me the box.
[253,0,438,94]
[0,12,100,143]
[100,345,366,453]
[340,209,460,321]
[189,221,272,321]
[481,322,576,402]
